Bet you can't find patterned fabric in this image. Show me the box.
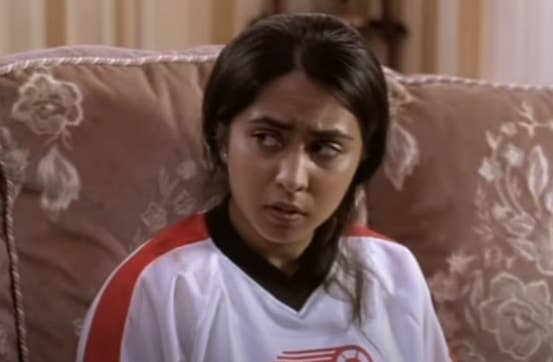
[0,44,552,362]
[367,75,553,362]
[0,45,226,362]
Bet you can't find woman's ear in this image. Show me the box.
[220,147,228,163]
[215,123,229,164]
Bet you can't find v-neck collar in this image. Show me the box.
[205,200,338,311]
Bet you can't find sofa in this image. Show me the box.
[0,45,552,362]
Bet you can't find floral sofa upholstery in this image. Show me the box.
[0,45,552,362]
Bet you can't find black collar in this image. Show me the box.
[206,200,337,311]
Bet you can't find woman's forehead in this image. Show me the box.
[236,71,359,134]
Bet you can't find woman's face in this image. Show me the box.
[224,70,363,258]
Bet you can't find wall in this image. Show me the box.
[403,0,553,84]
[481,0,553,85]
[1,0,552,85]
[0,0,267,54]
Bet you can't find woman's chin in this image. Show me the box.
[256,221,313,247]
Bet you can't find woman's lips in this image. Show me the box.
[264,203,306,225]
[270,202,306,214]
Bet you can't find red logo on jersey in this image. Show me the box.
[276,344,373,362]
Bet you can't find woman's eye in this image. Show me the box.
[311,142,342,158]
[254,132,281,149]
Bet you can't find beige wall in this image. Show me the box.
[0,0,254,54]
[2,0,552,84]
[481,0,553,84]
[0,0,46,53]
[400,0,483,78]
[402,0,553,84]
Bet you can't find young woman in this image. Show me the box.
[77,13,451,362]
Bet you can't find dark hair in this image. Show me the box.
[202,13,389,325]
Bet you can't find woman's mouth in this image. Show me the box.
[264,202,306,224]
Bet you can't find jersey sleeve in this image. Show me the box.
[76,214,210,362]
[405,248,453,362]
[75,261,187,362]
[358,233,453,362]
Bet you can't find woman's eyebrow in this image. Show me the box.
[248,117,355,140]
[248,117,293,130]
[310,129,355,141]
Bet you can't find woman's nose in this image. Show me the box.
[275,151,309,193]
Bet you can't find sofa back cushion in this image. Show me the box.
[3,44,553,362]
[368,74,553,362]
[0,45,226,362]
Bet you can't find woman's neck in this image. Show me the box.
[228,199,312,276]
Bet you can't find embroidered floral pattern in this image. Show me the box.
[0,127,28,182]
[5,70,85,218]
[479,272,553,360]
[383,121,419,191]
[11,71,83,144]
[473,104,553,275]
[382,80,419,191]
[177,160,200,180]
[132,160,224,249]
[0,127,29,198]
[428,102,553,361]
[141,202,168,233]
[428,270,462,304]
[37,145,80,218]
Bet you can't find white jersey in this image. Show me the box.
[77,209,451,362]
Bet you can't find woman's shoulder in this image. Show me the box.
[344,224,416,264]
[342,225,426,294]
[78,214,222,361]
[136,213,221,277]
[100,213,220,300]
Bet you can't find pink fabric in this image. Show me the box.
[1,44,553,362]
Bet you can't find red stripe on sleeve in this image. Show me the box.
[83,214,209,362]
